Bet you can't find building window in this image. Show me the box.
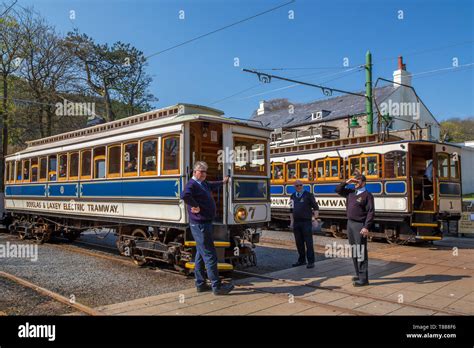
[81,150,92,179]
[107,145,121,177]
[69,152,79,180]
[123,142,138,176]
[140,139,158,175]
[162,135,180,175]
[93,146,106,179]
[48,155,57,181]
[58,154,68,180]
[39,157,47,181]
[31,158,39,182]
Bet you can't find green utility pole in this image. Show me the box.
[365,50,373,135]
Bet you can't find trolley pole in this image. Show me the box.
[365,50,374,135]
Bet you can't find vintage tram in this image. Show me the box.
[2,104,271,271]
[269,132,462,244]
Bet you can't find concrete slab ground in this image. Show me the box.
[94,241,474,316]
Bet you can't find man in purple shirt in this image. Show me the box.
[336,173,374,287]
[180,161,234,295]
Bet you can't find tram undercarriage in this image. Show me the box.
[5,211,261,272]
[270,209,450,245]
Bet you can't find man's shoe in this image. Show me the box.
[292,261,306,267]
[352,280,369,287]
[352,276,359,282]
[306,263,315,269]
[196,284,212,293]
[213,283,234,296]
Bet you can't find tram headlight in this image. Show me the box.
[235,206,248,222]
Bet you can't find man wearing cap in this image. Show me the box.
[336,173,374,286]
[289,180,319,269]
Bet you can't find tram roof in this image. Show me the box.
[7,103,271,158]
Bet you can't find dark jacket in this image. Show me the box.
[180,178,223,223]
[290,190,319,221]
[336,182,375,229]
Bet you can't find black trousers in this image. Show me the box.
[347,220,369,282]
[293,220,315,264]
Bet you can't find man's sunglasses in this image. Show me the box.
[295,184,303,187]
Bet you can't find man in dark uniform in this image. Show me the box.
[181,161,234,295]
[290,180,319,269]
[336,173,374,286]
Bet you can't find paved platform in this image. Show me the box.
[94,242,474,316]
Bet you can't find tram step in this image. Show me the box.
[411,222,439,227]
[184,241,231,248]
[415,235,442,241]
[185,262,234,271]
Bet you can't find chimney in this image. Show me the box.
[393,56,412,87]
[257,100,267,116]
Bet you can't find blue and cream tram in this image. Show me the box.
[269,133,462,244]
[3,104,272,271]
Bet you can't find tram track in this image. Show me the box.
[0,271,100,316]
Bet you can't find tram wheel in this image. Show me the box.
[130,228,149,266]
[384,228,405,245]
[17,217,28,240]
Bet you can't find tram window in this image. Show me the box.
[384,151,406,178]
[93,147,106,179]
[438,153,449,179]
[5,162,10,183]
[58,154,68,180]
[330,159,340,178]
[31,158,39,182]
[365,155,379,177]
[349,157,360,176]
[23,160,30,182]
[123,142,138,176]
[162,135,180,175]
[16,161,22,181]
[315,161,324,180]
[10,162,14,183]
[450,157,459,180]
[48,155,57,181]
[299,161,310,180]
[107,145,121,177]
[233,137,267,176]
[272,163,284,180]
[80,150,92,179]
[69,152,79,179]
[286,162,297,180]
[39,157,47,181]
[140,139,158,175]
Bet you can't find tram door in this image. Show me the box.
[409,143,437,226]
[189,121,225,222]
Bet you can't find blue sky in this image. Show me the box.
[15,0,474,121]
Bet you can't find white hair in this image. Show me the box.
[193,161,208,171]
